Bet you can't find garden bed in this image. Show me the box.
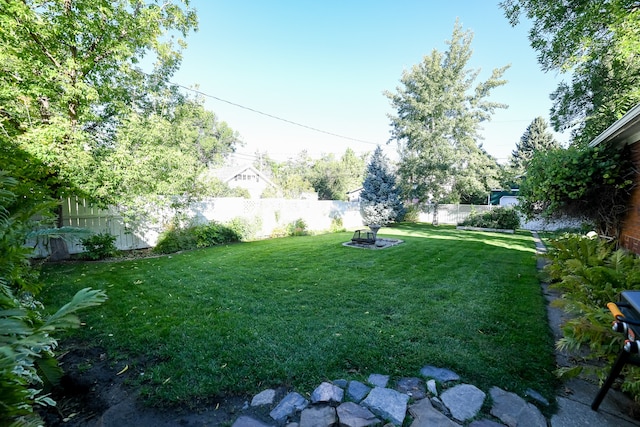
[456,226,515,234]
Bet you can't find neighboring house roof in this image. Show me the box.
[213,164,277,189]
[589,103,640,147]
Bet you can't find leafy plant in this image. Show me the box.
[402,204,422,223]
[459,207,520,230]
[287,218,308,236]
[225,216,262,241]
[517,144,634,237]
[329,216,345,233]
[153,222,241,254]
[0,172,107,426]
[80,232,118,260]
[545,233,640,398]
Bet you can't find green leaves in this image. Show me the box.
[501,0,640,143]
[387,21,508,205]
[0,175,107,425]
[45,287,107,330]
[545,233,640,392]
[518,142,633,236]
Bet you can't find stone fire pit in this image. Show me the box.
[342,237,404,250]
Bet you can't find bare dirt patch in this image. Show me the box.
[38,342,266,427]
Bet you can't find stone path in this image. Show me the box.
[228,232,640,427]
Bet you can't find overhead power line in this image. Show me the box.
[166,80,381,146]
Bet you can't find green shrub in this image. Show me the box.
[269,226,289,238]
[329,216,345,233]
[402,204,421,223]
[80,232,118,260]
[460,207,520,230]
[545,233,640,399]
[153,226,196,254]
[287,218,308,236]
[194,222,241,248]
[153,222,241,254]
[226,216,262,241]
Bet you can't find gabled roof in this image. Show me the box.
[589,103,640,147]
[212,164,277,188]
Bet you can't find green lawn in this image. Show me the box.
[40,223,557,407]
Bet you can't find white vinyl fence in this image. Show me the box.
[31,198,580,256]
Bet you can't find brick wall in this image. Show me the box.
[620,141,640,254]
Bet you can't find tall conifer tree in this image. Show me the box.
[360,146,404,227]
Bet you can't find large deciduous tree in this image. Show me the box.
[359,146,404,227]
[0,0,225,211]
[386,22,509,207]
[310,149,366,200]
[501,0,640,144]
[501,1,639,236]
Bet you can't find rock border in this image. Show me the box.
[235,365,550,427]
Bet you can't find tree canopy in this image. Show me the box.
[258,149,366,200]
[501,1,639,235]
[501,0,640,144]
[386,21,509,205]
[0,0,192,185]
[0,0,243,223]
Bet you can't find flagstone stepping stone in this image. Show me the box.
[348,380,371,403]
[468,420,506,427]
[440,384,485,423]
[489,387,546,427]
[426,380,438,397]
[299,405,337,427]
[361,387,409,426]
[525,388,550,407]
[396,377,426,400]
[310,381,344,404]
[251,389,276,407]
[408,398,459,427]
[336,402,381,427]
[419,366,460,383]
[368,373,390,388]
[333,378,348,388]
[269,392,308,423]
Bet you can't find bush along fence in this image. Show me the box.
[29,197,580,257]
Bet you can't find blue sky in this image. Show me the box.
[172,1,566,163]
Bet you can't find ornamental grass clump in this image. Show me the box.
[545,233,640,399]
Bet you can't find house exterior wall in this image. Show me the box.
[620,141,640,254]
[227,172,272,198]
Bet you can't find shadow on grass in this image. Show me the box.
[382,222,536,254]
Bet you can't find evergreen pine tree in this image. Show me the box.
[511,117,559,171]
[360,146,405,228]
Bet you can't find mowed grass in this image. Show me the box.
[40,223,557,407]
